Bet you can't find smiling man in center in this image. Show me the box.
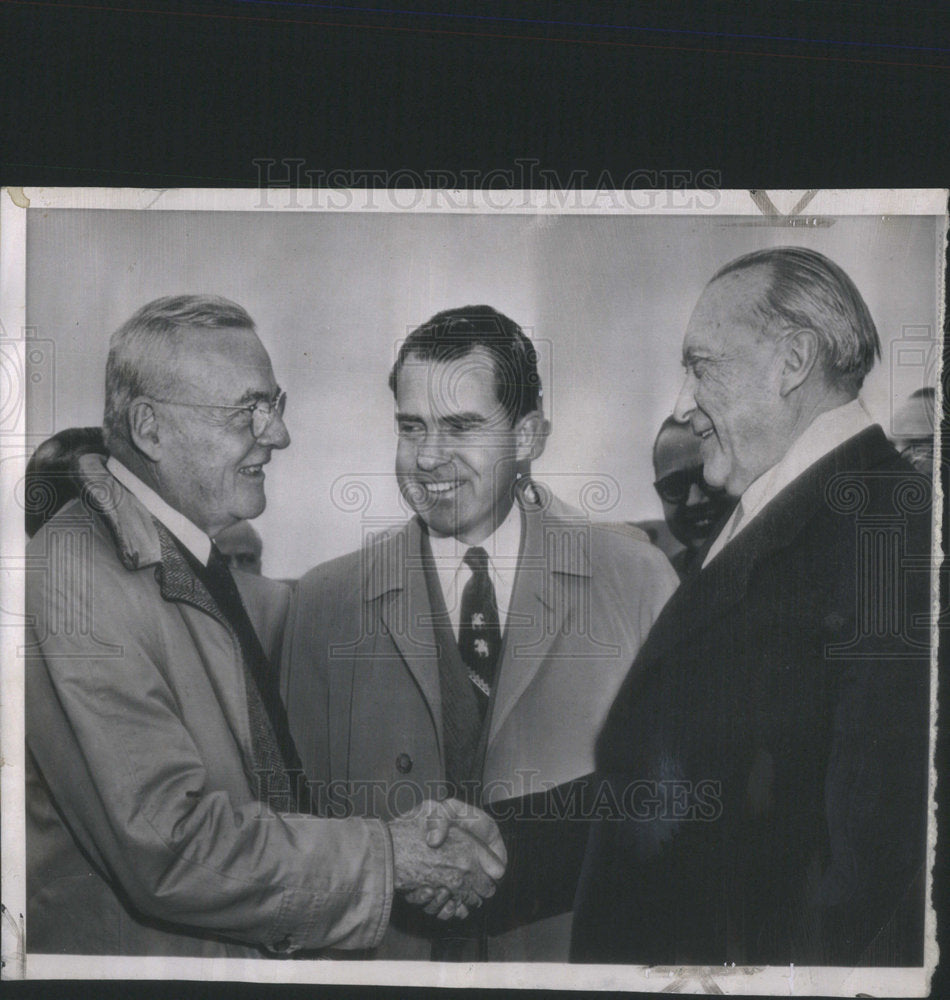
[282,305,677,961]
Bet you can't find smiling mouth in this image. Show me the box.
[238,463,265,477]
[421,480,460,497]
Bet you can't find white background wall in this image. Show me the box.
[26,209,940,578]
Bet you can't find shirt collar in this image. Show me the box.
[426,500,523,632]
[426,501,523,568]
[703,398,875,566]
[740,397,873,523]
[107,456,213,565]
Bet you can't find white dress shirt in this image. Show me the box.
[703,398,875,567]
[427,503,523,639]
[107,456,213,565]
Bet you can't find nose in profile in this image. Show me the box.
[673,373,697,423]
[260,410,291,449]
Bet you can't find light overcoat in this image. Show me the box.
[26,455,393,956]
[282,493,677,959]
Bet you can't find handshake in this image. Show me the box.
[388,798,507,920]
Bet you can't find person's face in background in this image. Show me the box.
[214,520,263,575]
[891,389,936,474]
[653,420,733,552]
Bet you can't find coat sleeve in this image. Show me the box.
[813,652,930,963]
[809,490,932,965]
[25,533,393,954]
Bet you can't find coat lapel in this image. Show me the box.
[641,425,896,660]
[488,503,590,745]
[76,455,255,774]
[153,526,254,763]
[364,519,444,748]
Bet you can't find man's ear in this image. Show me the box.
[514,411,550,462]
[128,397,163,461]
[779,328,821,396]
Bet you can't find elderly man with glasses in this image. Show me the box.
[25,295,506,957]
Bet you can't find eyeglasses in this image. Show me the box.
[654,465,723,505]
[152,388,286,439]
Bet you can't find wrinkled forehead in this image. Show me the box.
[170,326,276,398]
[683,267,773,354]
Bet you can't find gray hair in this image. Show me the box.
[712,247,881,389]
[102,295,255,450]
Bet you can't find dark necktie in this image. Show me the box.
[204,544,303,811]
[458,546,501,718]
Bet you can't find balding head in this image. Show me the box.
[675,249,880,496]
[710,246,880,392]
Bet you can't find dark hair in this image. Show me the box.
[388,305,542,424]
[712,247,881,389]
[24,426,106,537]
[652,414,693,467]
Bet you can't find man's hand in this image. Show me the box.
[388,798,507,920]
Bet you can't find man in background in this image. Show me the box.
[573,247,931,966]
[283,305,677,960]
[890,386,936,474]
[215,518,264,575]
[23,426,104,538]
[650,415,735,578]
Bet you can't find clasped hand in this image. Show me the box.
[388,797,507,920]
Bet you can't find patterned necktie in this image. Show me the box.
[205,544,303,811]
[458,546,501,718]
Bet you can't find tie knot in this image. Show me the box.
[463,546,490,575]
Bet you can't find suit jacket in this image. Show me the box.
[25,455,393,956]
[282,492,678,959]
[571,427,932,966]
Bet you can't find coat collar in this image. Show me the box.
[647,424,896,649]
[359,488,595,749]
[360,488,592,603]
[76,453,226,625]
[77,453,163,570]
[75,453,255,774]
